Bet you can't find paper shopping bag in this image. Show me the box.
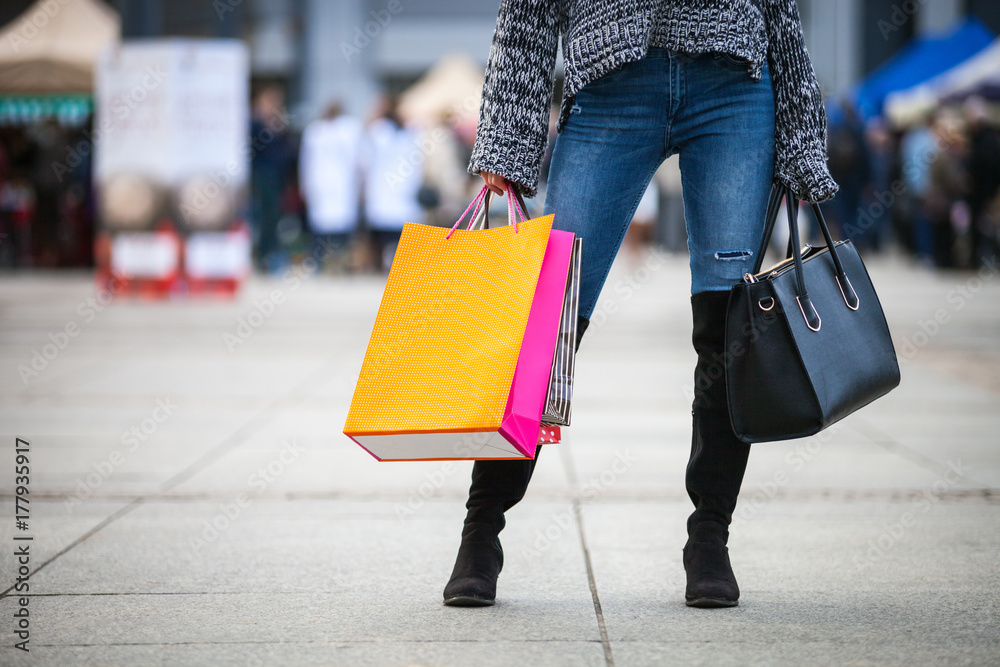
[500,228,576,455]
[541,237,582,426]
[538,425,561,444]
[344,192,575,461]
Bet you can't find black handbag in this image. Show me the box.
[725,183,900,443]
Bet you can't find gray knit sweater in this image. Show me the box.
[469,0,839,203]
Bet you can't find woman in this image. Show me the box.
[444,0,838,609]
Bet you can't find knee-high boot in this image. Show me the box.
[684,290,750,608]
[443,316,590,606]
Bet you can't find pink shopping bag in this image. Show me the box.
[495,227,575,458]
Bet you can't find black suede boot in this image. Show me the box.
[443,453,539,606]
[443,315,589,606]
[684,291,749,608]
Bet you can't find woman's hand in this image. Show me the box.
[480,171,507,196]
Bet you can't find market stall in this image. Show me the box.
[0,0,120,120]
[852,17,994,120]
[885,37,1000,125]
[0,0,120,267]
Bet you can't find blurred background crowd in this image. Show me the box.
[0,0,998,289]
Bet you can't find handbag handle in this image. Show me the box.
[751,183,860,314]
[751,183,784,274]
[808,199,859,311]
[784,191,822,331]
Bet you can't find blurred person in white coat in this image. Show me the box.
[364,97,424,272]
[299,102,363,270]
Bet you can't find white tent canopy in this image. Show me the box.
[398,53,484,126]
[885,38,1000,126]
[0,0,120,94]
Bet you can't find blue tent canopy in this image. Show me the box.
[853,17,994,119]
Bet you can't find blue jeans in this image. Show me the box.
[544,48,776,318]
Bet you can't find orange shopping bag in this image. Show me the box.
[345,186,572,461]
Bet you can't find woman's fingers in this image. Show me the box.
[480,171,506,196]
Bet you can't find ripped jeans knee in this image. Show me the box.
[715,249,753,261]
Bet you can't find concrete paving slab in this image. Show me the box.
[581,499,1000,665]
[1,497,604,664]
[1,253,998,666]
[0,637,607,667]
[0,500,132,586]
[21,499,601,633]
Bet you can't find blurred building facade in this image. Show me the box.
[2,0,999,271]
[4,0,993,127]
[260,0,1000,124]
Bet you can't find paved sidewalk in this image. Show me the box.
[0,251,998,666]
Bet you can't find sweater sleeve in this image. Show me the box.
[468,0,560,198]
[763,0,839,203]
